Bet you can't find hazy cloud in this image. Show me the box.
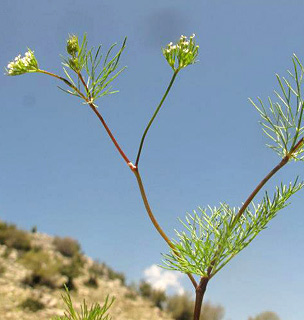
[143,264,185,295]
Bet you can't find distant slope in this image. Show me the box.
[0,222,173,320]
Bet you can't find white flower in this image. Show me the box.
[162,33,199,71]
[5,49,38,76]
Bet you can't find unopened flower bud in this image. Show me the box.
[68,57,80,71]
[67,35,79,56]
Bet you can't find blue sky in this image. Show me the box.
[1,1,304,319]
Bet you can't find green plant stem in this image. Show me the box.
[133,168,197,289]
[135,69,179,167]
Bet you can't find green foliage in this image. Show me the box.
[250,54,304,160]
[60,33,126,105]
[0,221,31,251]
[248,311,281,320]
[163,179,304,277]
[20,297,45,312]
[31,225,37,233]
[20,249,60,288]
[52,287,114,320]
[54,236,81,258]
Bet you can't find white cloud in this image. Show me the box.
[143,264,185,295]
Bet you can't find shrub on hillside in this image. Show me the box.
[166,294,194,320]
[248,311,281,320]
[87,261,125,287]
[201,302,225,320]
[53,236,81,258]
[166,295,225,320]
[106,264,125,285]
[84,275,98,288]
[0,263,6,275]
[124,290,137,300]
[20,297,45,312]
[89,261,106,277]
[0,222,31,251]
[20,249,61,288]
[138,280,166,309]
[60,253,84,291]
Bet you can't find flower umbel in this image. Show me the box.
[5,49,39,76]
[163,34,199,71]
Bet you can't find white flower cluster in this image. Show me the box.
[6,49,38,76]
[163,34,199,70]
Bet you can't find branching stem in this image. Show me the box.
[38,68,197,289]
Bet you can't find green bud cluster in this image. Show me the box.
[66,35,79,57]
[163,34,199,71]
[66,35,81,72]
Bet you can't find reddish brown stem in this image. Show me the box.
[78,72,91,98]
[88,103,131,165]
[232,156,289,227]
[133,168,197,289]
[73,72,131,166]
[234,137,304,226]
[193,277,209,320]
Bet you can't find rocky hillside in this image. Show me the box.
[0,221,173,320]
